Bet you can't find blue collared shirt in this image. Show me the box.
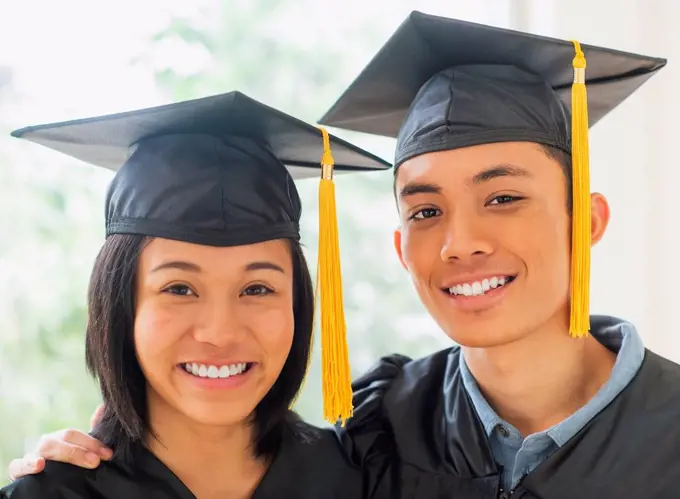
[459,317,645,492]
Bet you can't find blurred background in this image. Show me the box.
[1,0,678,484]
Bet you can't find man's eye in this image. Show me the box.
[488,195,522,206]
[410,207,441,220]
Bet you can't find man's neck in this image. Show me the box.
[145,398,267,499]
[462,315,617,437]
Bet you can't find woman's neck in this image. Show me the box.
[145,399,268,499]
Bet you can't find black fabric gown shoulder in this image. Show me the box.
[1,419,361,499]
[336,338,680,498]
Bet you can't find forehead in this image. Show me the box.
[395,141,558,186]
[139,238,292,268]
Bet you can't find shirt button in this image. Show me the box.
[497,425,510,437]
[498,492,510,499]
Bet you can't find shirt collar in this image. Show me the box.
[459,315,645,444]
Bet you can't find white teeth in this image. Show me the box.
[182,362,249,379]
[448,276,513,297]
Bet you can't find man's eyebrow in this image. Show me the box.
[471,164,533,184]
[398,164,531,198]
[398,182,442,199]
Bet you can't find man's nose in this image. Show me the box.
[439,212,494,264]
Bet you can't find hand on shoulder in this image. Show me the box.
[7,405,112,481]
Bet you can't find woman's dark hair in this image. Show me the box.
[85,234,315,462]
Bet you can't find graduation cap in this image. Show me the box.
[319,11,666,338]
[12,91,391,424]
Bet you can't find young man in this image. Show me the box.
[8,12,680,498]
[319,12,678,498]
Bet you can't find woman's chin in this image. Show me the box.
[146,375,265,428]
[177,402,256,428]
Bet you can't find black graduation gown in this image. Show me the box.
[336,330,680,497]
[1,420,362,499]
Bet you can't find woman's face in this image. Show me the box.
[134,237,295,428]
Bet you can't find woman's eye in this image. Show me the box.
[242,285,273,297]
[163,284,196,296]
[488,195,522,206]
[410,207,441,220]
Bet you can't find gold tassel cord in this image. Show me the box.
[569,40,591,338]
[317,127,353,425]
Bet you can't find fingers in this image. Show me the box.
[33,429,113,469]
[89,404,105,430]
[8,456,45,481]
[6,420,114,481]
[35,438,102,469]
[43,429,112,459]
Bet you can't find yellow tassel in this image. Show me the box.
[316,127,353,425]
[569,40,591,338]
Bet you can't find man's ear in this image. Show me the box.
[393,227,408,270]
[590,192,610,246]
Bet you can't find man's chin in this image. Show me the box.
[450,334,519,349]
[438,317,528,349]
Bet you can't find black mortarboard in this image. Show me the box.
[319,11,666,338]
[319,11,665,154]
[12,91,391,424]
[12,91,389,246]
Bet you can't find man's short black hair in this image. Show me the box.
[540,144,573,213]
[85,234,315,462]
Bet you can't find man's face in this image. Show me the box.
[393,142,607,348]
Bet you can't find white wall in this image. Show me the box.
[510,0,680,360]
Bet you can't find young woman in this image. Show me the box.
[1,91,389,499]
